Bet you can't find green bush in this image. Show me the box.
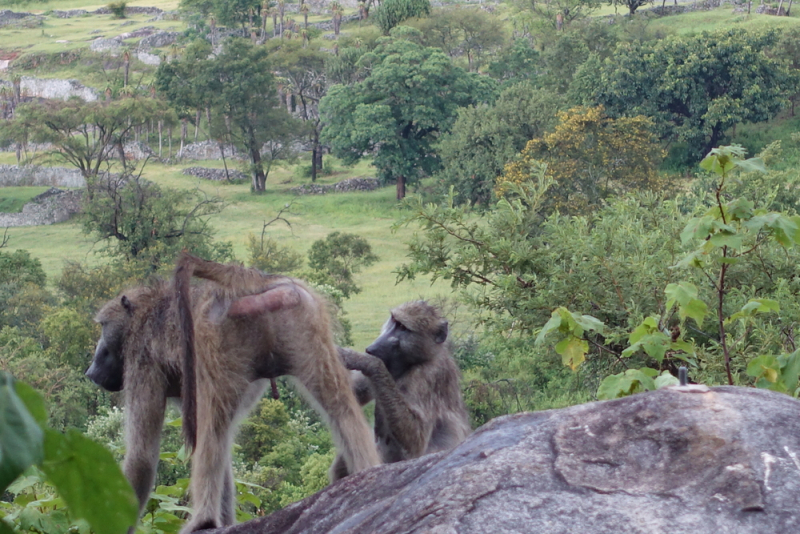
[108,1,126,18]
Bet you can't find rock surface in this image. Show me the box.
[290,177,380,195]
[204,387,800,534]
[0,187,82,227]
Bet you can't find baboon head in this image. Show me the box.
[366,301,448,379]
[86,293,138,392]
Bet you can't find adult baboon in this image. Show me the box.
[86,253,379,533]
[332,301,471,478]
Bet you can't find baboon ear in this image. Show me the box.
[121,295,135,314]
[433,320,448,344]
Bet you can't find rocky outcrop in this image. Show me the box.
[90,37,123,54]
[0,165,85,187]
[182,167,247,181]
[290,177,380,195]
[0,76,98,101]
[0,187,82,227]
[205,386,800,534]
[139,31,179,48]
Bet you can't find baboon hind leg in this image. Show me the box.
[291,344,380,480]
[180,392,240,533]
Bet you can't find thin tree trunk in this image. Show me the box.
[396,175,406,200]
[180,118,187,158]
[168,126,172,157]
[777,0,784,13]
[220,143,230,181]
[158,120,163,157]
[195,109,201,141]
[787,0,793,15]
[206,108,212,140]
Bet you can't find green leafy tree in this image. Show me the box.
[157,39,301,192]
[82,172,232,269]
[592,29,793,162]
[266,40,329,182]
[373,0,431,34]
[307,232,378,298]
[410,7,506,72]
[435,81,566,205]
[0,97,173,178]
[320,37,495,199]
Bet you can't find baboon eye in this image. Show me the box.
[395,321,409,333]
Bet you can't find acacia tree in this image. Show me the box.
[320,37,495,199]
[0,97,172,178]
[592,29,793,162]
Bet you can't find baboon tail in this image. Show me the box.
[175,252,197,452]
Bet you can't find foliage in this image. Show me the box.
[373,0,431,34]
[108,1,127,19]
[513,0,602,32]
[246,234,303,275]
[497,106,665,214]
[592,28,794,163]
[307,232,378,298]
[82,172,232,269]
[408,7,506,72]
[0,249,46,287]
[0,97,173,178]
[487,38,539,85]
[320,36,496,198]
[0,373,138,534]
[435,81,566,205]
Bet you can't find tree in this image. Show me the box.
[592,29,793,162]
[82,172,231,269]
[157,39,302,192]
[435,82,566,205]
[411,8,506,72]
[373,0,431,34]
[611,0,650,16]
[266,40,328,182]
[514,0,602,32]
[307,232,378,298]
[320,37,496,199]
[0,97,172,178]
[497,106,665,214]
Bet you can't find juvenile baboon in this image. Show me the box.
[86,253,380,533]
[332,301,471,478]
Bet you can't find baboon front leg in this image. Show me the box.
[123,381,167,527]
[344,351,430,458]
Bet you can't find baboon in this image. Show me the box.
[86,253,380,533]
[332,301,471,477]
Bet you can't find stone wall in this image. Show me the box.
[0,187,83,227]
[0,165,85,187]
[183,167,247,181]
[178,141,240,161]
[290,177,380,195]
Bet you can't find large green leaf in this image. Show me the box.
[0,373,44,493]
[555,336,588,370]
[40,429,138,534]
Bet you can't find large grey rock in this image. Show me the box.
[90,37,122,54]
[0,187,82,227]
[205,387,800,534]
[139,31,179,48]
